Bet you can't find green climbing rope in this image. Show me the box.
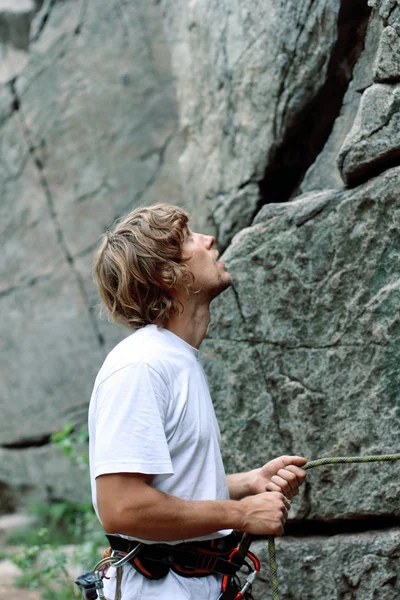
[267,453,400,600]
[304,454,400,469]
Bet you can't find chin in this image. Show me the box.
[210,274,232,300]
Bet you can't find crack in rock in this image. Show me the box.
[284,515,400,537]
[229,281,246,324]
[0,272,55,299]
[1,433,52,450]
[225,284,287,442]
[279,370,324,396]
[74,0,90,35]
[30,0,57,43]
[256,0,371,210]
[9,78,105,347]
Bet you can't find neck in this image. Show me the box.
[163,300,211,349]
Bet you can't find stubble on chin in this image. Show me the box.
[211,271,232,301]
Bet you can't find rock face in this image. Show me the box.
[251,528,400,599]
[204,167,400,520]
[161,0,400,597]
[0,0,41,83]
[0,0,183,506]
[300,13,383,193]
[161,0,371,243]
[338,83,400,185]
[374,24,400,82]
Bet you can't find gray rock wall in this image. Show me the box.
[161,0,400,597]
[205,168,400,520]
[161,0,372,247]
[252,528,400,599]
[0,0,184,506]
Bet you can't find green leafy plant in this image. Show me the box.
[51,421,90,469]
[13,528,80,599]
[11,423,105,599]
[7,499,102,547]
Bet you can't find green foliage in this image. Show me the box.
[7,499,103,547]
[51,421,90,470]
[11,423,105,599]
[12,528,80,599]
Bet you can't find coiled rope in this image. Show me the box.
[267,453,400,600]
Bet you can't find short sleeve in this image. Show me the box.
[93,362,174,479]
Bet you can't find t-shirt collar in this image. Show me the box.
[147,324,199,360]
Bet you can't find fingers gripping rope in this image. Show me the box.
[267,454,400,600]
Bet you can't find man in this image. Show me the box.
[89,204,306,600]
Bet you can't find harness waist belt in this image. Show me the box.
[106,532,243,580]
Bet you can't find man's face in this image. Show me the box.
[181,228,232,300]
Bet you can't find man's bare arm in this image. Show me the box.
[96,472,290,541]
[226,471,255,501]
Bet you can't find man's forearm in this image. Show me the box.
[104,485,244,540]
[226,470,257,500]
[97,472,289,541]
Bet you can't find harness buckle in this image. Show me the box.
[219,548,260,600]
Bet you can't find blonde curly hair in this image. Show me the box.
[93,204,194,330]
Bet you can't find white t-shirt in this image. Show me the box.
[88,324,231,599]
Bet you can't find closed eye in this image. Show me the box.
[185,229,195,242]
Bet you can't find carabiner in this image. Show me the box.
[219,548,260,600]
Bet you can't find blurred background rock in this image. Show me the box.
[0,0,185,507]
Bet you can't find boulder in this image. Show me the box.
[368,0,400,26]
[374,24,400,82]
[337,3,400,187]
[250,528,400,599]
[337,83,400,186]
[212,183,260,253]
[203,167,400,519]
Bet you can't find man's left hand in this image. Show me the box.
[250,456,307,499]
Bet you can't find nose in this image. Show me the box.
[204,234,215,249]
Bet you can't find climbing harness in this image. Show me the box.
[75,530,257,599]
[218,547,260,599]
[105,531,245,579]
[75,453,400,600]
